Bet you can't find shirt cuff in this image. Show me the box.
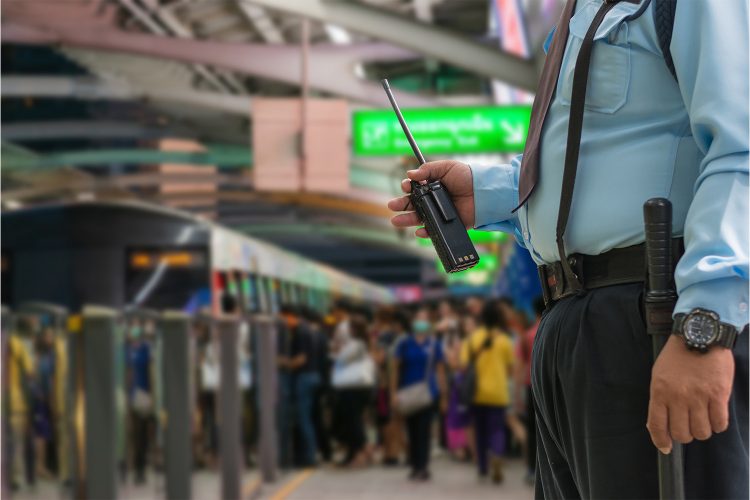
[470,163,519,229]
[675,277,750,330]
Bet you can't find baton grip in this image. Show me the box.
[644,198,673,295]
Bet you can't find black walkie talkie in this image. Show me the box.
[382,79,479,273]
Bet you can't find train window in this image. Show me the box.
[270,279,281,314]
[280,281,291,306]
[255,275,269,314]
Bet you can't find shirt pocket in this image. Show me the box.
[558,0,632,114]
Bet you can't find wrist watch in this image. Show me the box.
[673,308,739,353]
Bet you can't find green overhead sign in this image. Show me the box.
[353,106,531,156]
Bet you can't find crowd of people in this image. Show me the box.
[274,295,545,486]
[4,294,544,491]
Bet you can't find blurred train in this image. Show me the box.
[1,200,394,313]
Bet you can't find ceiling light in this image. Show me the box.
[325,24,352,44]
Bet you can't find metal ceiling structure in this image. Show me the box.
[1,0,562,285]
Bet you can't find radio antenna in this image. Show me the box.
[381,79,426,165]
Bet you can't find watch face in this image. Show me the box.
[685,313,719,346]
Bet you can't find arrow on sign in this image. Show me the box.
[499,120,525,145]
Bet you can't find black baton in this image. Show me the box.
[643,198,685,500]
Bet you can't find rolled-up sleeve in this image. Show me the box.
[671,1,749,328]
[470,154,522,236]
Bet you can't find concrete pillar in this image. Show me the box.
[254,315,278,482]
[217,318,242,500]
[1,306,11,499]
[81,305,118,500]
[160,311,193,500]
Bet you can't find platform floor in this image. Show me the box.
[10,456,534,499]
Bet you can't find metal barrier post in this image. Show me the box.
[1,306,11,499]
[81,305,118,500]
[254,315,278,482]
[160,311,193,500]
[217,318,242,500]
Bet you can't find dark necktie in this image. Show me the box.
[516,0,577,209]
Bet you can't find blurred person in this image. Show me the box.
[461,302,515,484]
[515,297,545,485]
[435,300,461,341]
[7,321,35,490]
[196,322,219,469]
[465,296,484,321]
[126,320,154,484]
[31,327,55,480]
[239,322,255,468]
[379,308,411,466]
[331,315,375,467]
[495,298,529,460]
[370,307,400,465]
[303,307,334,463]
[330,300,353,351]
[443,312,473,461]
[52,321,69,484]
[224,291,256,467]
[284,306,321,467]
[434,300,459,451]
[277,306,297,468]
[390,307,447,481]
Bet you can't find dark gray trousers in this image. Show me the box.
[532,283,749,499]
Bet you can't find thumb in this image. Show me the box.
[406,160,452,182]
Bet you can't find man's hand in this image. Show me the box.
[387,160,474,238]
[647,335,735,454]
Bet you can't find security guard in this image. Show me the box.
[389,0,748,498]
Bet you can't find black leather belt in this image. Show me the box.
[538,239,684,305]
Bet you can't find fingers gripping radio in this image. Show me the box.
[382,79,479,273]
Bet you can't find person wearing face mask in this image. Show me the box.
[390,307,447,482]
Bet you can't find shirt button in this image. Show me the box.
[739,302,748,313]
[523,231,530,240]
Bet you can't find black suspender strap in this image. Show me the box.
[556,0,621,290]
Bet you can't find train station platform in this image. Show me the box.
[272,456,533,500]
[12,456,533,500]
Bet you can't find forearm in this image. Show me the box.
[470,154,522,234]
[671,1,749,329]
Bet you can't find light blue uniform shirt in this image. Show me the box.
[472,0,749,328]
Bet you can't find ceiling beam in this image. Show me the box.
[2,9,437,107]
[243,0,537,91]
[116,0,240,94]
[236,2,285,44]
[1,76,253,115]
[1,120,190,142]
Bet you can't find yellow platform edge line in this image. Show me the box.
[269,468,315,500]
